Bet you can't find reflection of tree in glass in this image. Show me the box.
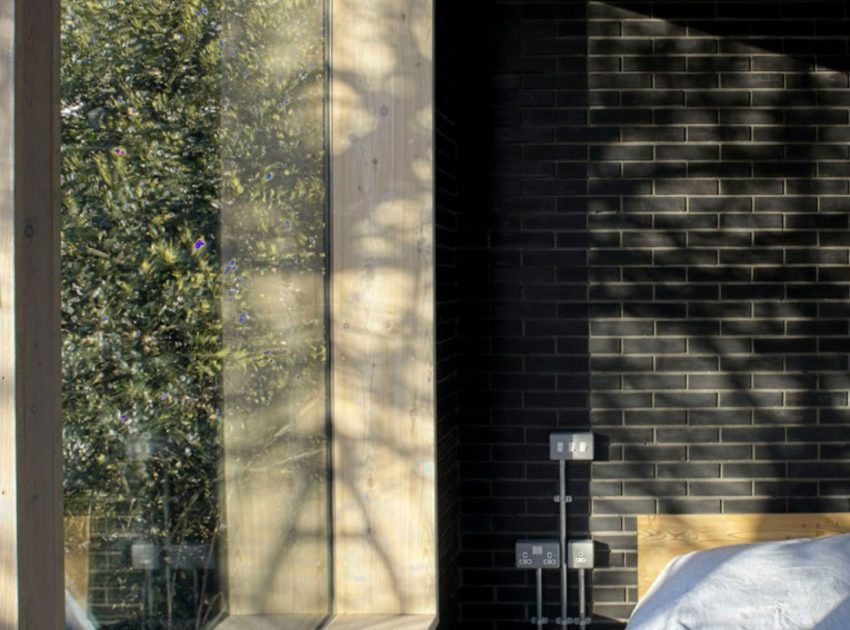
[61,0,327,626]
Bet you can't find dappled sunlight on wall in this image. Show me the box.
[587,0,850,621]
[330,0,436,616]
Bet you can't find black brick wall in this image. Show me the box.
[436,1,479,627]
[437,1,850,629]
[587,0,850,623]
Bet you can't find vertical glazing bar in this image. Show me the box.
[579,569,587,625]
[559,458,568,625]
[536,567,544,630]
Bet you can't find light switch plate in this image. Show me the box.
[516,539,561,569]
[567,539,595,569]
[550,432,594,461]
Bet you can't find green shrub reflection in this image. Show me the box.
[61,0,327,626]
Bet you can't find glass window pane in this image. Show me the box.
[61,1,329,627]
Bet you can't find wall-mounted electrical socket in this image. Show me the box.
[550,432,594,461]
[567,539,595,569]
[515,540,561,569]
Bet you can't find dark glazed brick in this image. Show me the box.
[448,3,850,627]
[690,445,753,461]
[657,498,722,514]
[658,463,721,479]
[689,481,753,496]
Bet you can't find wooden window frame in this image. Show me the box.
[0,0,436,628]
[0,0,64,627]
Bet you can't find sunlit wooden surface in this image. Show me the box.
[0,4,15,625]
[324,614,437,630]
[637,513,850,598]
[330,0,436,616]
[217,614,328,630]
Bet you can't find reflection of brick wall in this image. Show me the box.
[87,512,146,625]
[84,512,216,626]
[449,1,850,628]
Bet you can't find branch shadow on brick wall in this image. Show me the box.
[587,0,850,626]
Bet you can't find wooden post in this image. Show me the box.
[0,0,63,627]
[330,0,436,617]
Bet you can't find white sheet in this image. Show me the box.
[627,534,850,630]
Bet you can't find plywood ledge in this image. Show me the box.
[217,614,329,630]
[216,613,437,630]
[323,614,437,630]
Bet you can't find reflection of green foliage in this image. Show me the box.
[62,0,224,533]
[61,0,326,625]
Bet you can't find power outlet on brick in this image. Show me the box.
[567,539,595,569]
[515,540,561,569]
[549,432,594,461]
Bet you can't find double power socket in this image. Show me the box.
[516,539,595,570]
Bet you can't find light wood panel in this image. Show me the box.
[0,0,63,627]
[217,614,328,630]
[0,4,16,624]
[637,513,850,598]
[324,614,437,630]
[330,0,436,616]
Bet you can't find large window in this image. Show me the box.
[60,0,330,626]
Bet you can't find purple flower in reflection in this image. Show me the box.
[264,172,274,182]
[238,313,248,324]
[120,415,127,422]
[194,238,206,250]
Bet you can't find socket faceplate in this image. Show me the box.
[516,540,561,569]
[567,539,595,569]
[550,432,594,461]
